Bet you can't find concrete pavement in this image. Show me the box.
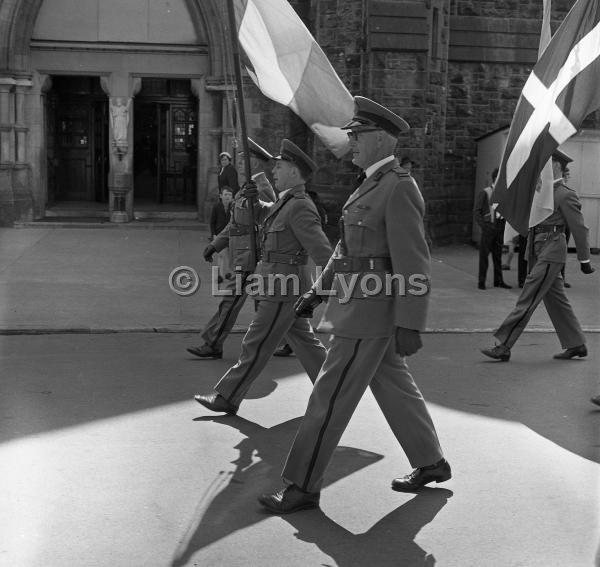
[1,332,598,567]
[0,225,599,566]
[0,226,598,334]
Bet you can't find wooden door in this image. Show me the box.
[55,101,94,201]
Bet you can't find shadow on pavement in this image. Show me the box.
[171,415,384,567]
[413,334,600,463]
[286,488,453,566]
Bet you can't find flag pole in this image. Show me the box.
[226,0,257,268]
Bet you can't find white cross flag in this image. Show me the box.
[492,0,600,235]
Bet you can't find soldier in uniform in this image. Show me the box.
[258,97,451,514]
[187,138,276,359]
[194,139,333,414]
[481,149,595,362]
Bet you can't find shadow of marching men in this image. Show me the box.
[284,487,453,566]
[171,414,384,566]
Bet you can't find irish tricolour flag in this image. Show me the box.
[232,0,354,158]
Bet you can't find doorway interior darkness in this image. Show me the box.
[133,78,198,207]
[46,76,108,204]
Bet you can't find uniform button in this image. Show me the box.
[362,293,367,297]
[358,220,362,225]
[344,209,348,214]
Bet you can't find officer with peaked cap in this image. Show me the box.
[258,96,451,514]
[482,148,594,362]
[187,138,277,359]
[194,139,333,413]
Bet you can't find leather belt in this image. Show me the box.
[264,251,308,265]
[333,257,392,273]
[533,224,565,234]
[229,226,250,236]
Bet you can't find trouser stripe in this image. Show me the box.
[503,263,551,346]
[210,272,249,348]
[227,301,284,401]
[301,339,362,492]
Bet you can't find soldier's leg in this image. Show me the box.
[494,260,562,348]
[282,336,389,493]
[285,317,327,382]
[478,231,491,286]
[201,272,249,351]
[542,275,586,349]
[492,228,504,284]
[369,339,443,469]
[214,300,297,406]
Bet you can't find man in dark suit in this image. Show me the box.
[258,96,450,514]
[474,168,511,290]
[194,140,333,414]
[481,150,595,362]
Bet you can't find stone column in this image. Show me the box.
[0,78,15,166]
[14,79,32,165]
[100,73,141,223]
[107,96,133,222]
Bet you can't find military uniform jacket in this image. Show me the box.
[529,181,590,264]
[212,173,275,272]
[318,159,431,338]
[252,184,333,302]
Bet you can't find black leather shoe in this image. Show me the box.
[481,344,511,361]
[273,343,294,357]
[187,344,223,359]
[494,282,512,289]
[194,393,238,415]
[258,484,320,514]
[391,458,452,492]
[553,344,587,360]
[591,395,600,407]
[478,283,486,290]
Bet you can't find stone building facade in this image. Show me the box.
[0,0,597,242]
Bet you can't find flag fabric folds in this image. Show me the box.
[528,0,555,230]
[232,0,354,158]
[492,0,600,235]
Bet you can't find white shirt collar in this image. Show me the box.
[277,188,292,200]
[364,155,395,180]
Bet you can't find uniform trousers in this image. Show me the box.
[201,272,251,352]
[282,335,444,493]
[494,259,585,349]
[479,222,505,285]
[215,299,327,407]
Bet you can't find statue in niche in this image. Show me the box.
[110,97,131,159]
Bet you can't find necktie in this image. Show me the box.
[355,172,366,188]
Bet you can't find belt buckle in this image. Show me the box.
[369,258,374,270]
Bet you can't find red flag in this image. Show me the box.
[492,0,600,235]
[232,0,354,158]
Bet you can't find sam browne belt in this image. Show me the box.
[533,224,565,234]
[333,256,392,273]
[264,251,308,265]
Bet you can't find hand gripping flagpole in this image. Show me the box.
[226,0,257,269]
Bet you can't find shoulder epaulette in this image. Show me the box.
[391,165,410,178]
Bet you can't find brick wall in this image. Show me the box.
[243,0,599,244]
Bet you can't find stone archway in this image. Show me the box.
[0,0,234,224]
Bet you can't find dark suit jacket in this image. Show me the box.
[218,164,239,194]
[210,201,232,237]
